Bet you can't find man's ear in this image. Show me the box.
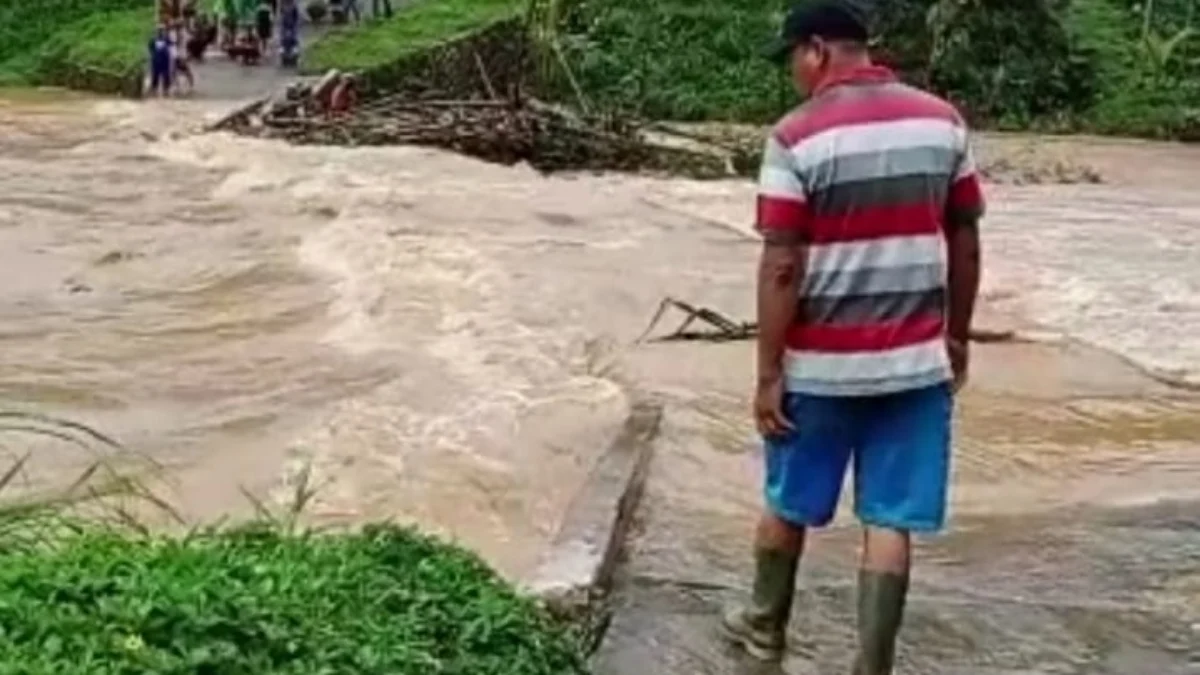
[810,37,830,69]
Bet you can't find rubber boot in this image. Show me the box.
[720,548,799,661]
[850,570,909,675]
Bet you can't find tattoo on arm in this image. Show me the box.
[757,238,805,383]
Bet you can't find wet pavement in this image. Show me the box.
[591,338,1200,674]
[594,491,1200,674]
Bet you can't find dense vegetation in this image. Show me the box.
[0,0,147,86]
[36,9,153,89]
[0,521,585,674]
[554,0,1200,139]
[0,0,1195,135]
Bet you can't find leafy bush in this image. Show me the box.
[553,0,1199,139]
[0,522,586,674]
[1069,0,1200,138]
[555,0,792,122]
[919,0,1097,128]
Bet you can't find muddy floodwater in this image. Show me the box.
[1,93,1198,673]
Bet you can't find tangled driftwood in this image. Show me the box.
[231,76,732,177]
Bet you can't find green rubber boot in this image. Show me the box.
[720,548,799,661]
[851,570,909,675]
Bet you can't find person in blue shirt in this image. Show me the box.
[279,0,300,66]
[147,26,174,97]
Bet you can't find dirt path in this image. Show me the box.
[185,21,327,102]
[183,2,403,104]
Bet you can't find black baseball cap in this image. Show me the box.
[763,1,871,65]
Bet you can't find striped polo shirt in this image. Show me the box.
[756,65,985,397]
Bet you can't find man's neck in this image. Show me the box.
[814,56,877,93]
[824,55,873,79]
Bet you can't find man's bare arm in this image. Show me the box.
[757,237,805,384]
[945,217,981,345]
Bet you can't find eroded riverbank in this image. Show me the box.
[0,96,1197,671]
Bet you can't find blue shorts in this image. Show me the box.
[763,383,953,533]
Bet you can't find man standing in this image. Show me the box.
[147,26,174,98]
[721,2,984,673]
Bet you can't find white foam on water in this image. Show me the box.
[56,106,1197,573]
[985,185,1200,386]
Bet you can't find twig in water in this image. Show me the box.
[635,297,756,343]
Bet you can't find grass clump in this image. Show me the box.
[304,0,523,74]
[0,523,586,674]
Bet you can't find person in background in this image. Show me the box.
[328,73,359,116]
[159,0,183,42]
[182,0,199,33]
[186,12,216,61]
[218,0,238,50]
[721,1,984,673]
[255,0,274,54]
[147,26,174,97]
[344,0,362,22]
[171,38,195,95]
[279,0,301,66]
[371,0,393,19]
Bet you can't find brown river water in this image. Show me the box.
[1,91,1198,672]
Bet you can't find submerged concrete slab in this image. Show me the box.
[592,502,1200,675]
[525,400,662,615]
[591,338,1200,674]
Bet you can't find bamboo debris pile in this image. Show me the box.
[234,75,733,177]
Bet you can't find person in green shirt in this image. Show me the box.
[217,0,237,47]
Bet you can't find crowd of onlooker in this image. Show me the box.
[148,0,306,97]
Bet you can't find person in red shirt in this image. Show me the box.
[720,2,984,672]
[328,75,359,117]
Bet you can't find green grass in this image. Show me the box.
[0,524,586,674]
[0,0,147,84]
[0,415,587,675]
[554,0,790,123]
[37,8,155,80]
[304,0,523,74]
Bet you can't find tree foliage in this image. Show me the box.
[554,0,1200,138]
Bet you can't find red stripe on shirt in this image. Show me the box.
[777,89,961,147]
[756,195,811,234]
[785,313,944,352]
[948,174,984,215]
[807,201,943,244]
